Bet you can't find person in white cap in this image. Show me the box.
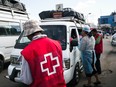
[79,26,101,87]
[12,20,66,87]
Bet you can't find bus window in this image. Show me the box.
[0,22,21,36]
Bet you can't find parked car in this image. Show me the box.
[111,33,116,46]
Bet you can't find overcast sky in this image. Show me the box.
[21,0,116,25]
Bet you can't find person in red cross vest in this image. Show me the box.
[19,20,66,87]
[91,28,103,74]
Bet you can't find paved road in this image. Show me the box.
[0,63,28,87]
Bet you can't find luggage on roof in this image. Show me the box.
[0,0,26,11]
[39,8,85,22]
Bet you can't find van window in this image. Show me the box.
[0,22,21,36]
[71,29,77,39]
[15,25,67,50]
[77,27,82,36]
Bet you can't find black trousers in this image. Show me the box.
[95,53,101,74]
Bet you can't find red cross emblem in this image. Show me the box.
[40,53,60,76]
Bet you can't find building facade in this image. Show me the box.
[98,12,116,34]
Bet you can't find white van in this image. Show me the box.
[0,5,29,72]
[7,17,85,85]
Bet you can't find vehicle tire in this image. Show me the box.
[0,59,4,73]
[70,62,80,85]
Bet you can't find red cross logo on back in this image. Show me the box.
[40,52,60,76]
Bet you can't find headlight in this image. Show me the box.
[10,55,21,65]
[64,58,70,70]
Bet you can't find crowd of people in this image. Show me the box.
[9,19,103,87]
[79,26,103,87]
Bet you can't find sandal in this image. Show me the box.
[83,84,92,87]
[94,81,101,85]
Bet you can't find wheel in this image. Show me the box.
[73,62,80,84]
[0,59,4,73]
[69,62,80,85]
[79,58,84,73]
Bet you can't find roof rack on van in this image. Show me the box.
[0,5,29,19]
[0,5,27,14]
[39,8,85,24]
[40,17,85,24]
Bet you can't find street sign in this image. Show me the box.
[56,4,63,11]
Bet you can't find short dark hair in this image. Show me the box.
[29,31,42,36]
[91,28,97,33]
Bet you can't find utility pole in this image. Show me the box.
[86,13,91,23]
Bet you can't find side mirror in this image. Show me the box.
[70,39,78,46]
[70,39,78,52]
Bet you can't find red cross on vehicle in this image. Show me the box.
[40,52,60,76]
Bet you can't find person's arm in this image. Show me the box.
[79,37,86,51]
[96,36,102,44]
[15,56,33,85]
[20,56,33,85]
